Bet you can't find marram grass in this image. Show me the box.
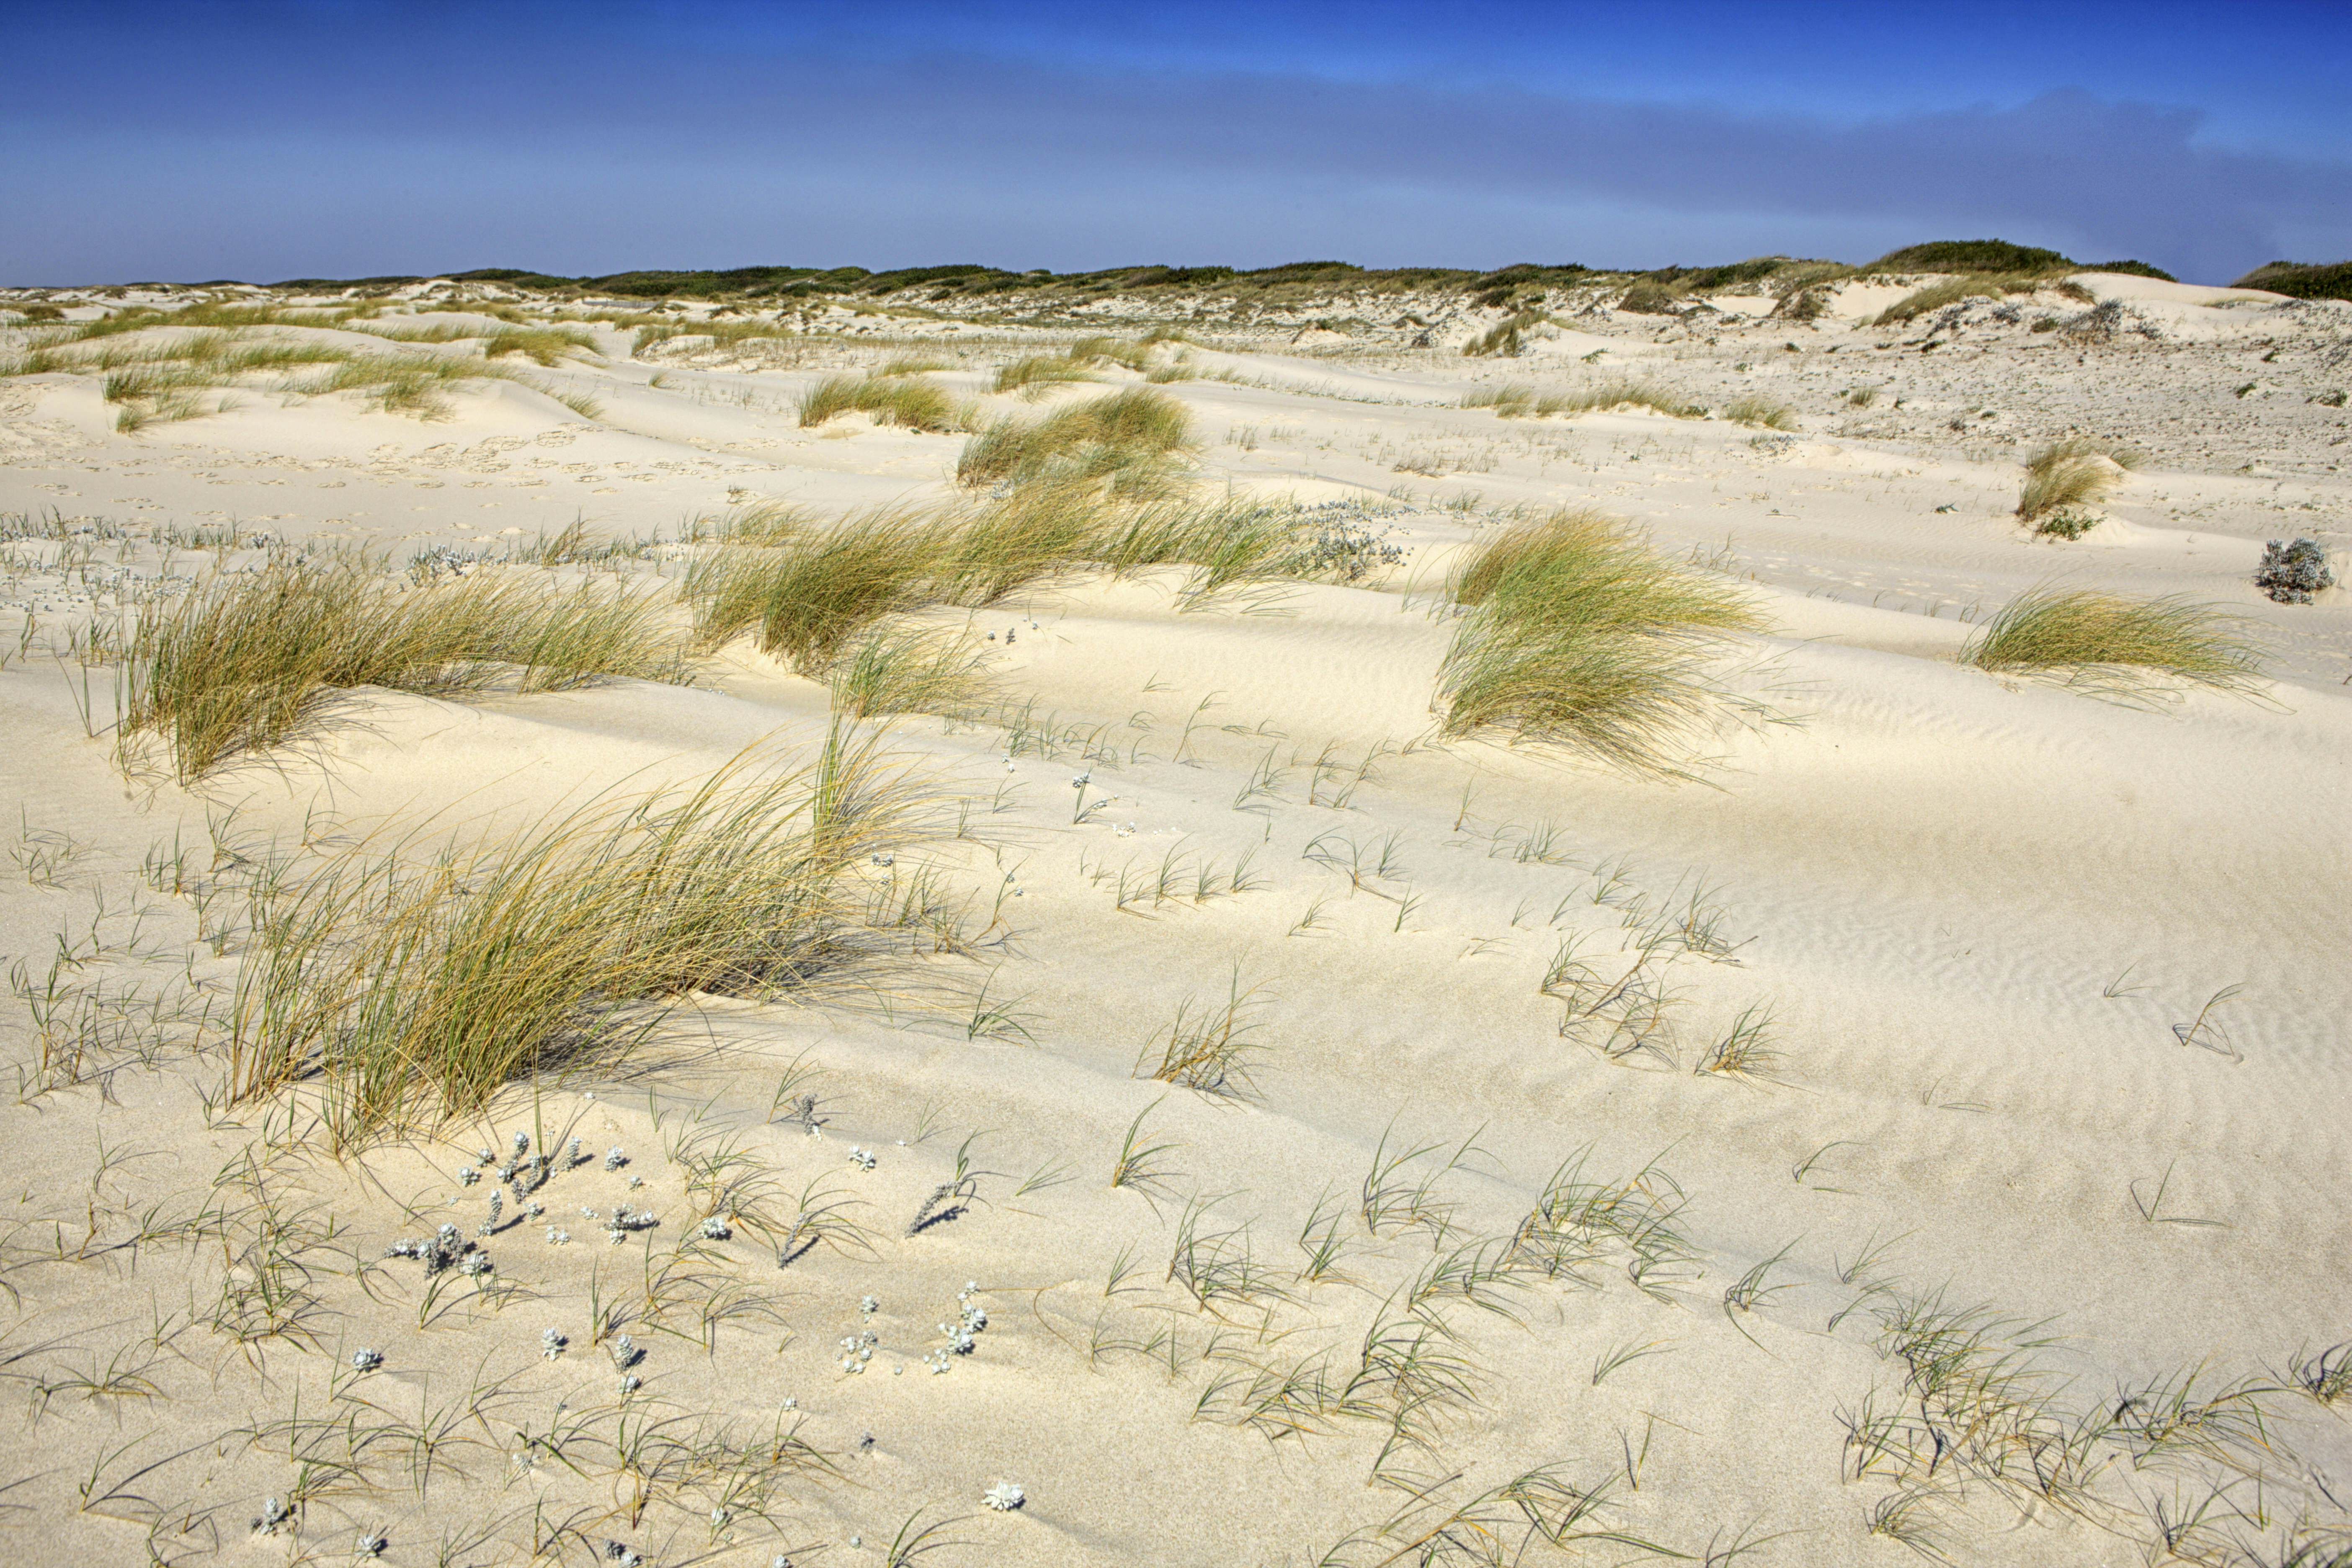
[1436,508,1766,773]
[797,372,965,433]
[121,558,689,779]
[2016,437,2143,523]
[956,386,1196,496]
[683,485,1307,681]
[1962,585,2263,696]
[229,734,935,1145]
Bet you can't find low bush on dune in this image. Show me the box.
[1436,508,1766,773]
[797,371,965,433]
[1961,585,2264,696]
[957,386,1197,495]
[2016,436,2142,527]
[229,733,934,1145]
[120,558,688,779]
[2255,537,2333,604]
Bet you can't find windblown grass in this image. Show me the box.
[1721,396,1798,431]
[227,734,930,1144]
[1961,585,2264,696]
[1436,508,1766,772]
[956,386,1196,495]
[2016,437,2143,523]
[992,355,1102,395]
[1462,380,1702,422]
[121,559,689,779]
[796,373,963,432]
[477,325,598,366]
[686,486,1308,673]
[1874,273,2050,326]
[826,624,992,719]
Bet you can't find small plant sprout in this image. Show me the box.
[609,1334,642,1369]
[604,1145,627,1171]
[349,1347,383,1373]
[849,1146,878,1171]
[541,1328,568,1359]
[480,1190,503,1236]
[567,1136,584,1166]
[458,1165,480,1186]
[2172,984,2244,1059]
[2287,1342,2351,1405]
[253,1496,294,1535]
[1071,771,1095,823]
[355,1532,387,1558]
[1109,1097,1183,1198]
[983,1481,1025,1512]
[700,1215,732,1240]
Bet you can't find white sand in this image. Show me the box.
[0,272,2346,1566]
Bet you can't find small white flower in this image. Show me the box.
[1071,772,1091,789]
[983,1480,1026,1512]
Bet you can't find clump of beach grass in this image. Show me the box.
[826,623,993,719]
[1436,507,1766,773]
[686,484,1305,674]
[1461,380,1701,421]
[1961,585,2264,697]
[2016,437,2143,525]
[119,558,689,779]
[1721,396,1798,431]
[797,373,964,433]
[956,386,1196,496]
[227,734,931,1144]
[1874,273,2058,326]
[992,355,1100,395]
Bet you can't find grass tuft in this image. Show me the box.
[1721,396,1798,431]
[1435,508,1766,772]
[2016,437,2143,524]
[1961,585,2264,696]
[797,373,964,433]
[121,558,689,779]
[956,387,1196,495]
[228,734,931,1144]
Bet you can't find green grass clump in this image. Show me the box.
[992,355,1101,394]
[1437,508,1765,773]
[228,734,928,1144]
[1463,309,1548,356]
[826,624,991,719]
[797,373,962,433]
[1961,586,2263,696]
[686,487,1306,673]
[121,560,689,779]
[1721,396,1798,431]
[1874,274,2054,325]
[2016,437,2143,524]
[1463,380,1700,421]
[956,386,1195,495]
[478,325,598,365]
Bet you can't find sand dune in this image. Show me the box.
[0,268,2345,1567]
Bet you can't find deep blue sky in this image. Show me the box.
[4,0,2348,286]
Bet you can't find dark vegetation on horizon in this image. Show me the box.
[46,238,2206,303]
[2231,260,2352,300]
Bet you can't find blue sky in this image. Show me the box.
[4,0,2348,286]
